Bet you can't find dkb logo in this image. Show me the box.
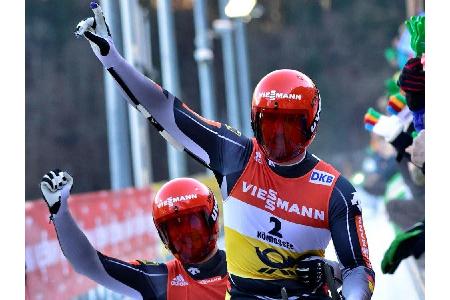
[309,169,335,186]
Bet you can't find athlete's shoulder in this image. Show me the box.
[309,157,358,215]
[328,174,361,218]
[304,153,343,188]
[309,154,340,175]
[333,174,357,197]
[129,259,165,267]
[129,259,169,273]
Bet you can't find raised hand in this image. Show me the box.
[364,108,403,140]
[40,169,73,216]
[364,107,413,162]
[405,15,425,57]
[75,2,113,57]
[381,221,425,274]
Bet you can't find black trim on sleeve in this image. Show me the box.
[148,116,164,132]
[107,67,140,106]
[162,89,170,99]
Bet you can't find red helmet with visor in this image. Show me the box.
[251,69,321,163]
[152,178,219,264]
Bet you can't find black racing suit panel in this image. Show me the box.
[97,253,168,300]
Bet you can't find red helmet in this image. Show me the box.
[152,178,219,264]
[251,69,321,163]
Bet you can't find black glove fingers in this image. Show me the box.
[104,17,111,36]
[91,17,111,36]
[48,172,59,190]
[74,26,82,36]
[44,169,66,190]
[295,259,329,289]
[41,176,54,189]
[47,171,56,180]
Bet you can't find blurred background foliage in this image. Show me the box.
[26,0,406,200]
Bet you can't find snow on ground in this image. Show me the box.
[325,189,423,300]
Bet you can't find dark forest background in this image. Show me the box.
[26,0,406,200]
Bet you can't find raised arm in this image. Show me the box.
[328,176,375,300]
[40,170,167,299]
[75,3,252,176]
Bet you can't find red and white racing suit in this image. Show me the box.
[71,37,375,299]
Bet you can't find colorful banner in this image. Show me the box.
[25,187,162,300]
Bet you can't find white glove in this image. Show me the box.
[372,115,404,143]
[40,169,73,216]
[75,2,116,64]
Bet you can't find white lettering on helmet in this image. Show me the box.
[210,198,219,222]
[157,194,198,208]
[259,90,302,101]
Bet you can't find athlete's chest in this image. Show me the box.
[225,146,341,253]
[229,155,338,229]
[166,259,227,300]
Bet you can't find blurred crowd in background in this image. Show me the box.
[353,12,425,284]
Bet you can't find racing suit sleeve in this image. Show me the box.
[329,175,375,300]
[91,40,252,179]
[51,197,167,300]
